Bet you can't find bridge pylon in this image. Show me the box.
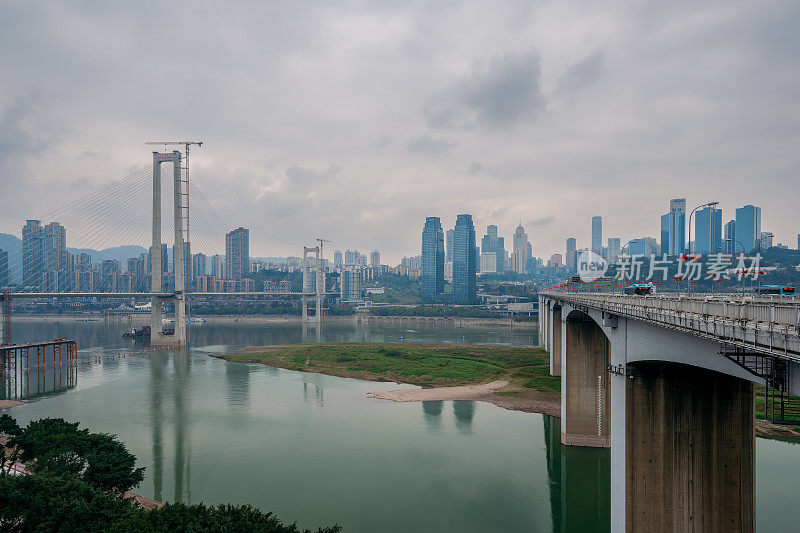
[150,151,187,346]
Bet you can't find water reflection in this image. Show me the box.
[453,400,475,435]
[421,400,443,432]
[302,377,325,407]
[1,366,77,400]
[225,358,250,409]
[541,414,610,533]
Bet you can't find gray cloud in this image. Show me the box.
[558,51,605,93]
[404,134,457,154]
[426,49,545,129]
[0,1,798,263]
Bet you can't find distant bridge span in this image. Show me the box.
[540,291,800,532]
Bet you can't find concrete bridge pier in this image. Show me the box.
[549,303,562,376]
[561,309,610,448]
[597,311,756,532]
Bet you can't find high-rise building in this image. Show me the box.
[452,215,476,304]
[445,229,454,263]
[370,250,381,267]
[127,255,147,291]
[0,249,9,287]
[192,253,207,279]
[334,250,343,268]
[479,252,497,273]
[211,254,225,279]
[630,237,659,257]
[42,222,67,271]
[660,198,686,256]
[549,254,563,267]
[735,205,762,252]
[421,217,445,303]
[481,225,506,273]
[607,238,621,263]
[512,224,531,274]
[694,206,722,255]
[225,227,250,280]
[760,232,773,250]
[591,216,603,253]
[344,249,356,265]
[340,267,364,301]
[723,220,737,254]
[22,220,44,288]
[797,234,800,251]
[566,237,577,271]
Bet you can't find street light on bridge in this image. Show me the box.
[687,201,719,295]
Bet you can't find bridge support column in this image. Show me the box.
[561,311,610,447]
[544,300,551,353]
[623,362,755,532]
[550,304,561,376]
[538,297,544,347]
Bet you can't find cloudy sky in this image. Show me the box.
[1,0,798,263]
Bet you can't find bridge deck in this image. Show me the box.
[545,292,800,362]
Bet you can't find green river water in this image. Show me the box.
[3,319,798,532]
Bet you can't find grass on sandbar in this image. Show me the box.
[216,342,560,395]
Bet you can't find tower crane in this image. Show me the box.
[145,141,204,343]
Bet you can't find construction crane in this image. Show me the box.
[145,141,204,344]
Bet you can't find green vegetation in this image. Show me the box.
[755,385,800,425]
[365,274,423,304]
[193,301,300,316]
[368,306,511,319]
[216,343,559,395]
[0,415,341,533]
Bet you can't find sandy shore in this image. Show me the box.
[369,380,561,416]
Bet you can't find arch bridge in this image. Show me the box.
[540,291,800,532]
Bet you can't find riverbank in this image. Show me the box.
[11,313,537,328]
[212,343,560,415]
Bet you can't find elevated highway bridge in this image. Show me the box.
[540,291,800,532]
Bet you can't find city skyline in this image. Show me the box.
[1,2,798,264]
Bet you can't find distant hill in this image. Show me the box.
[252,256,287,263]
[0,236,148,284]
[0,233,22,282]
[68,245,149,264]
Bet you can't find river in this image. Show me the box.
[3,319,798,532]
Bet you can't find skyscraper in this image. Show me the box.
[660,198,686,256]
[344,249,355,265]
[566,237,577,271]
[724,220,737,254]
[370,250,381,267]
[22,220,44,288]
[512,224,530,274]
[591,216,603,253]
[225,227,250,280]
[192,253,207,279]
[334,250,343,268]
[481,225,506,273]
[735,205,761,252]
[421,217,444,303]
[211,254,224,279]
[0,249,9,288]
[452,215,476,304]
[607,238,621,263]
[694,206,722,255]
[445,229,454,263]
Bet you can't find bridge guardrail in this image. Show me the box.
[543,292,800,360]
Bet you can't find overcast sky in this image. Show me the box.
[1,0,798,263]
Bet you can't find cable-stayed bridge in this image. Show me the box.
[0,149,334,346]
